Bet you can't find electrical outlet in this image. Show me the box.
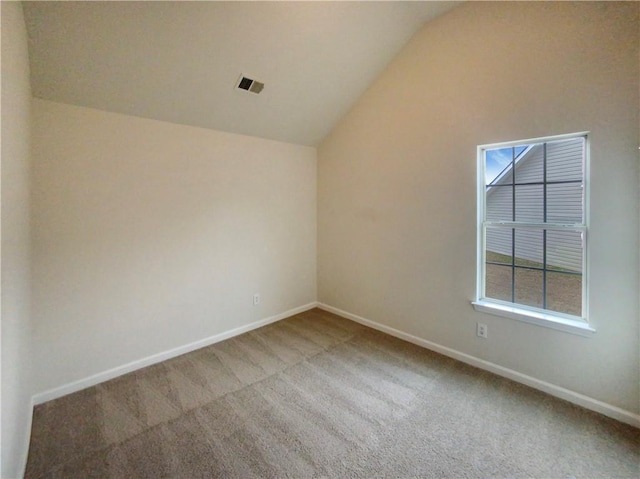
[253,293,261,306]
[477,323,488,338]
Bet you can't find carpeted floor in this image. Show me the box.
[26,308,639,478]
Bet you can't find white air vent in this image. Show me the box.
[236,75,264,94]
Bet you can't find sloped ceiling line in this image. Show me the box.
[23,1,460,146]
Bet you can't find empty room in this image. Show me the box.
[2,1,639,477]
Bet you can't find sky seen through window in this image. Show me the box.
[485,146,526,184]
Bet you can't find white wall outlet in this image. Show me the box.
[477,322,488,338]
[253,293,261,306]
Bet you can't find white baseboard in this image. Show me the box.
[19,396,35,479]
[32,302,319,405]
[317,302,640,428]
[30,299,640,426]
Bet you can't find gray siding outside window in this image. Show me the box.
[485,138,584,272]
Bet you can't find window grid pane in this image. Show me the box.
[514,268,543,309]
[485,263,512,302]
[547,182,583,224]
[515,185,543,222]
[546,271,582,316]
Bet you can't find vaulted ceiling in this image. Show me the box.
[23,1,460,146]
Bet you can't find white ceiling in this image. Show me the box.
[23,1,460,146]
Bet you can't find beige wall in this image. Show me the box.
[1,2,34,476]
[31,99,317,393]
[318,2,639,413]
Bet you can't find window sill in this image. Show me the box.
[472,300,595,337]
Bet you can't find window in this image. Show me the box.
[473,133,593,335]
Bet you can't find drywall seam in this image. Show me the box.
[318,303,640,428]
[32,302,318,405]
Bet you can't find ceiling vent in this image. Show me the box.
[236,75,264,94]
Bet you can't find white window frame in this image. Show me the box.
[472,132,594,336]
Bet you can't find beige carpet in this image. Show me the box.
[26,308,639,478]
